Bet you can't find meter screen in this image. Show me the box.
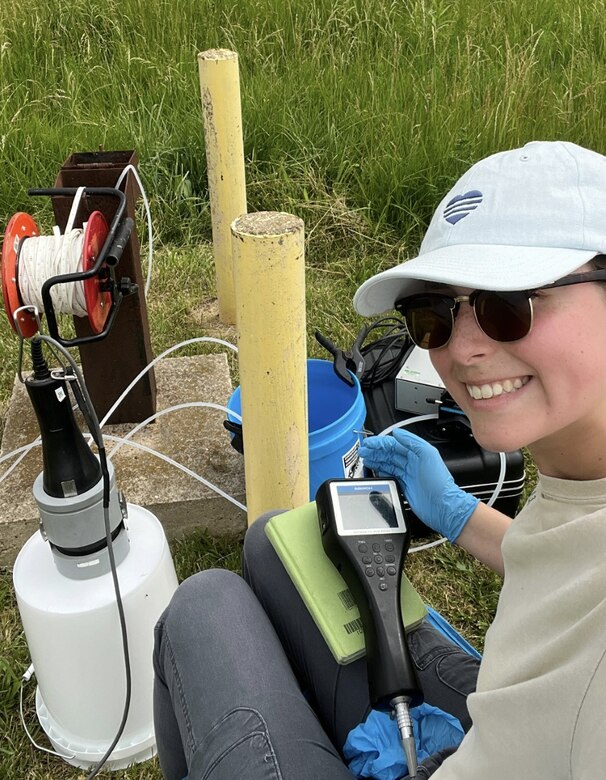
[332,481,406,535]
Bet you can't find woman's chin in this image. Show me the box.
[468,423,525,454]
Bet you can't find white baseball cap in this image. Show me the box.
[354,141,606,316]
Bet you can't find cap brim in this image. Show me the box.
[354,244,597,316]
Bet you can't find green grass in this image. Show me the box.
[2,0,606,244]
[0,0,593,774]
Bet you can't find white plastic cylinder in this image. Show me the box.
[13,504,178,769]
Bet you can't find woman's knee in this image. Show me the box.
[242,511,285,575]
[158,569,246,640]
[243,514,270,563]
[179,565,240,598]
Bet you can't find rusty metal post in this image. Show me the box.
[52,150,156,424]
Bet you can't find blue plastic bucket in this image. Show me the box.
[227,359,366,500]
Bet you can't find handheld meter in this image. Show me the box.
[317,477,422,776]
[317,477,421,706]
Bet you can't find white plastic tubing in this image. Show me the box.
[0,337,245,512]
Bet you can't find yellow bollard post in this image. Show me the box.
[231,212,309,524]
[198,49,247,325]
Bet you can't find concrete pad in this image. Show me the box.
[0,354,246,567]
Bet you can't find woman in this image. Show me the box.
[153,141,606,779]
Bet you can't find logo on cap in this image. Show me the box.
[443,190,483,225]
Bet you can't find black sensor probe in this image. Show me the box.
[317,478,422,777]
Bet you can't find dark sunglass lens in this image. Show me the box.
[399,294,454,349]
[475,291,532,342]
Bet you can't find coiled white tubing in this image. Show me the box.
[18,227,89,317]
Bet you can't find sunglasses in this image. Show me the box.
[395,268,606,350]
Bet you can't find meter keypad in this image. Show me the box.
[356,539,400,590]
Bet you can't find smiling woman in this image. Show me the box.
[153,140,606,780]
[356,142,606,479]
[354,140,606,776]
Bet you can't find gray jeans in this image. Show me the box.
[153,515,480,779]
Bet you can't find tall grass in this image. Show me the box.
[1,0,606,248]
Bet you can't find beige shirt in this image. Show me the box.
[433,474,606,780]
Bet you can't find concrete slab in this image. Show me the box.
[0,354,246,567]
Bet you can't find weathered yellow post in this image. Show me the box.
[231,212,309,523]
[198,49,247,325]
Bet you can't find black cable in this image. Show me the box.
[85,444,132,780]
[358,316,411,389]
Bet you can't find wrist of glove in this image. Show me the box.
[358,428,479,543]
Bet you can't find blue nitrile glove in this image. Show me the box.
[344,705,464,780]
[358,429,479,542]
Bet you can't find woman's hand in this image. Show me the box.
[358,429,479,542]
